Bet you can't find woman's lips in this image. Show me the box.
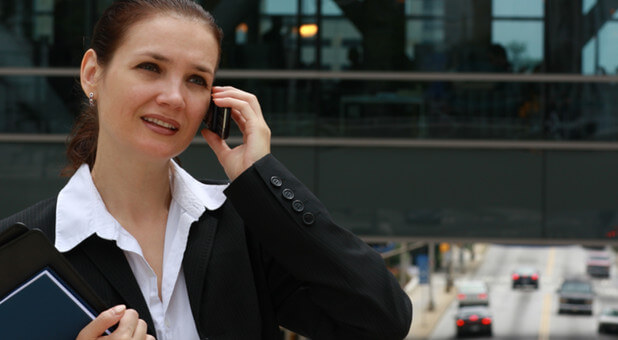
[141,116,179,135]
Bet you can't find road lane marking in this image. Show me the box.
[545,247,555,278]
[538,247,555,340]
[538,293,553,340]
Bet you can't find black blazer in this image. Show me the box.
[0,155,412,339]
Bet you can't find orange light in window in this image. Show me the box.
[299,24,318,38]
[236,22,248,33]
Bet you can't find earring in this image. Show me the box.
[88,92,95,106]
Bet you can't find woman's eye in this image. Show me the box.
[138,62,160,72]
[188,75,207,87]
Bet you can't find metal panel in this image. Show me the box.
[3,142,618,244]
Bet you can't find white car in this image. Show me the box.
[598,307,618,333]
[586,250,612,278]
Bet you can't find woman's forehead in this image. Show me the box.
[114,14,219,64]
[123,13,215,43]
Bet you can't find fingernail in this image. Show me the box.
[112,304,126,315]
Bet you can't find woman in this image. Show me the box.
[0,0,412,339]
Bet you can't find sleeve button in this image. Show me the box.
[270,176,282,187]
[292,200,304,212]
[302,212,315,225]
[282,188,294,200]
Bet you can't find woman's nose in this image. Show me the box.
[156,79,186,110]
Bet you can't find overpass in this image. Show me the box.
[2,134,618,246]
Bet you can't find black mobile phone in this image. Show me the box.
[203,99,231,139]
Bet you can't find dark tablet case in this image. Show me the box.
[0,223,108,330]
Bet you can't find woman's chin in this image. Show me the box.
[134,144,183,163]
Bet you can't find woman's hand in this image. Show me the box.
[76,305,155,340]
[201,86,271,181]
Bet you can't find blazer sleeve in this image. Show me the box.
[224,154,412,339]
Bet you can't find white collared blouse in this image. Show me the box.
[55,161,228,340]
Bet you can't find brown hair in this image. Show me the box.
[61,0,223,176]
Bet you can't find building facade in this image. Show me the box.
[1,0,618,243]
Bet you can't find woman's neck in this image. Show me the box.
[90,150,172,228]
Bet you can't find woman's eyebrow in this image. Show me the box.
[192,63,213,75]
[138,51,213,75]
[139,51,168,62]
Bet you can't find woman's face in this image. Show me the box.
[94,13,219,162]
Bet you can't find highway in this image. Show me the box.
[428,244,618,339]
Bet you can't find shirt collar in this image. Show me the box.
[55,162,228,252]
[169,160,228,219]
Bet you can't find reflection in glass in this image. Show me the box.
[598,22,618,75]
[491,21,543,73]
[1,0,618,143]
[0,75,77,134]
[492,0,543,17]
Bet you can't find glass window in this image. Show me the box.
[582,37,596,75]
[263,0,297,15]
[406,0,444,16]
[598,22,618,75]
[0,0,617,142]
[583,0,597,14]
[492,0,543,18]
[491,21,543,73]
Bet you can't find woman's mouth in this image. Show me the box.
[141,117,178,131]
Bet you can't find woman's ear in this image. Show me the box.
[80,49,100,96]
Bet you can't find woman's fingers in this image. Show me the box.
[212,97,256,124]
[76,305,125,340]
[201,128,229,155]
[212,87,264,122]
[115,308,140,338]
[134,319,149,340]
[204,86,271,180]
[231,109,247,135]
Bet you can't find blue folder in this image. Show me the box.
[0,267,99,339]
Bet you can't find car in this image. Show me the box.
[511,266,539,289]
[586,250,612,278]
[557,277,594,315]
[455,306,493,337]
[456,280,489,307]
[598,306,618,333]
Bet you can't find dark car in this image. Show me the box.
[557,277,594,315]
[511,266,539,289]
[455,306,493,337]
[598,306,618,333]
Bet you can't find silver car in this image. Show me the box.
[456,280,489,307]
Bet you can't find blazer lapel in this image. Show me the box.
[78,236,155,333]
[7,198,156,335]
[183,208,219,326]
